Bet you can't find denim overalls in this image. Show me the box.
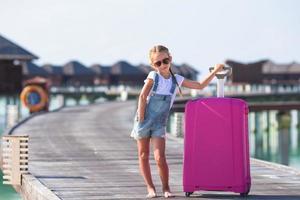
[131,72,176,140]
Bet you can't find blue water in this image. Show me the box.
[0,171,21,200]
[248,110,300,169]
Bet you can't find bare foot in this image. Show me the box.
[164,190,173,198]
[147,187,157,198]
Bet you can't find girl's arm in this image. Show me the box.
[181,64,224,90]
[138,79,154,122]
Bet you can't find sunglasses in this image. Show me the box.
[153,58,170,67]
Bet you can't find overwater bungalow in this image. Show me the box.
[41,61,199,87]
[137,64,152,76]
[0,34,38,94]
[262,61,300,84]
[170,64,199,80]
[178,64,199,80]
[110,61,145,86]
[22,62,48,81]
[42,64,64,86]
[62,60,94,86]
[226,59,300,85]
[90,64,111,85]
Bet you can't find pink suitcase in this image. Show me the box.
[183,67,251,197]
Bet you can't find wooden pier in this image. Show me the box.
[1,101,300,199]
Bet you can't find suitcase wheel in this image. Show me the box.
[185,192,193,197]
[240,191,249,197]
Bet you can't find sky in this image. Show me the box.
[0,0,299,77]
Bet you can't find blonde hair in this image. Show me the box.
[149,45,170,64]
[148,45,183,96]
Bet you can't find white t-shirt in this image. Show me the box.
[145,71,184,108]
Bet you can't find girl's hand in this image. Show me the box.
[214,64,225,73]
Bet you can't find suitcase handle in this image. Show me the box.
[209,65,232,97]
[209,65,232,79]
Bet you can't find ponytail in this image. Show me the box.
[169,68,183,97]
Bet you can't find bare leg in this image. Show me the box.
[152,137,172,197]
[137,138,156,197]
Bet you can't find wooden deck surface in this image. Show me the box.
[7,101,300,199]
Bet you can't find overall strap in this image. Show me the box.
[152,72,159,93]
[169,75,177,94]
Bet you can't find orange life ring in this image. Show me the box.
[20,85,48,112]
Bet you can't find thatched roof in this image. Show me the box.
[137,64,152,74]
[262,61,300,74]
[40,61,199,82]
[111,61,144,75]
[43,64,64,75]
[0,34,38,60]
[63,60,94,76]
[225,59,300,84]
[225,59,268,84]
[22,62,48,76]
[179,64,199,75]
[90,64,111,75]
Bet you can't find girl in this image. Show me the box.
[131,45,224,198]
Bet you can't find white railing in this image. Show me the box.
[49,83,300,97]
[2,135,29,185]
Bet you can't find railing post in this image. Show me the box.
[254,112,263,158]
[190,89,197,97]
[277,111,291,166]
[57,94,65,107]
[120,90,128,101]
[170,112,184,137]
[2,135,29,185]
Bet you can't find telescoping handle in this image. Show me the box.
[209,65,232,98]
